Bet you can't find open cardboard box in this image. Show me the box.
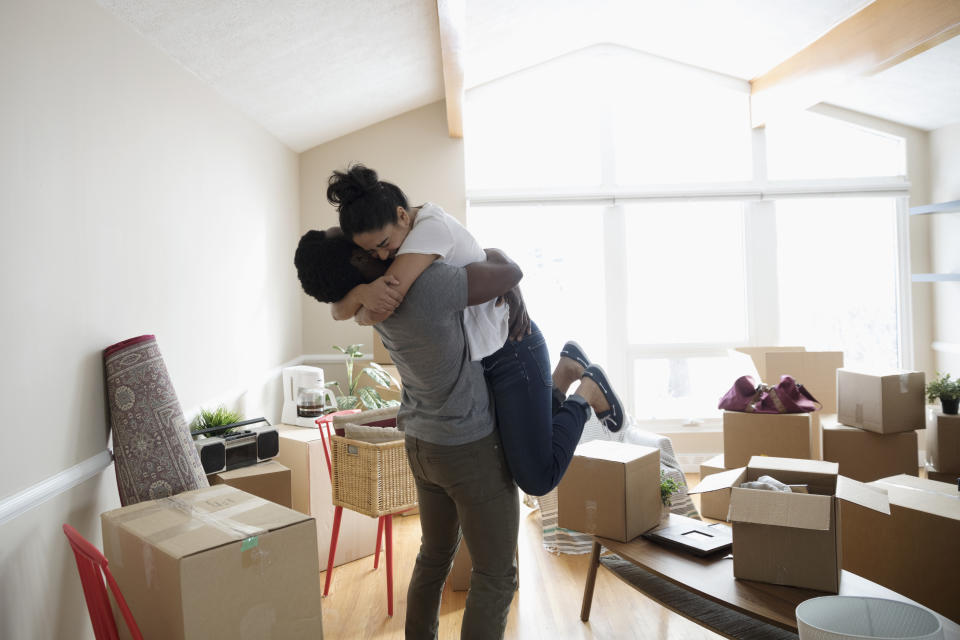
[690,456,889,593]
[842,474,960,623]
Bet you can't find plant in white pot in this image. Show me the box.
[926,372,960,415]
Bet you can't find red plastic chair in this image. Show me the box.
[62,523,143,640]
[316,409,409,616]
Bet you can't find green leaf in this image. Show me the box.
[332,345,347,354]
[361,364,398,389]
[358,387,385,410]
[337,396,360,410]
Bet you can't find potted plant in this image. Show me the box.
[659,470,680,524]
[326,343,401,412]
[926,372,960,415]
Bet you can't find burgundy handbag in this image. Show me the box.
[718,374,820,414]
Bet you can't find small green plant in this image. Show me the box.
[326,344,401,412]
[660,469,680,507]
[190,406,244,438]
[926,372,960,402]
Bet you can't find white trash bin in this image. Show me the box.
[796,596,943,640]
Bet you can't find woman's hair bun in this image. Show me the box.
[327,163,379,208]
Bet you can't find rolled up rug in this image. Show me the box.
[104,334,208,505]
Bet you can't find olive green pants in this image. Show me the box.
[403,431,519,640]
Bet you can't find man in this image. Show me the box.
[295,228,522,639]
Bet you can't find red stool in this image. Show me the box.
[63,523,144,640]
[316,409,409,616]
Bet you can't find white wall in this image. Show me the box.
[0,1,302,637]
[299,101,466,359]
[928,122,960,376]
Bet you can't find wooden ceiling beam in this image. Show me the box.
[436,0,465,138]
[750,0,960,128]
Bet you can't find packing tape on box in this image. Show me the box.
[899,373,910,394]
[108,485,269,545]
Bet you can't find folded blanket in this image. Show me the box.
[343,423,403,443]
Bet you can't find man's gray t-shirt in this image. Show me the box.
[374,262,494,445]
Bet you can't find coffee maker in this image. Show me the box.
[281,365,337,427]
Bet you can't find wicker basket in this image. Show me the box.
[330,434,417,517]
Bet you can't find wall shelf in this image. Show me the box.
[912,273,960,282]
[910,200,960,215]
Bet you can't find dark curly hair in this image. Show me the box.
[294,229,365,303]
[327,164,409,238]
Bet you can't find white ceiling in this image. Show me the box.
[96,0,960,152]
[824,34,960,132]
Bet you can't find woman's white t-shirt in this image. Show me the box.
[397,202,508,361]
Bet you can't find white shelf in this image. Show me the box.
[910,200,960,215]
[912,273,960,282]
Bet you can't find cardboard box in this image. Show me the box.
[210,460,292,508]
[698,454,730,521]
[822,418,918,482]
[372,332,393,364]
[722,411,813,469]
[734,346,805,383]
[841,474,960,622]
[275,425,378,568]
[837,369,925,434]
[449,540,519,592]
[926,468,959,484]
[101,485,323,640]
[557,440,661,542]
[926,412,960,473]
[691,456,889,593]
[764,350,844,414]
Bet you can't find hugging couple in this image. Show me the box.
[295,164,624,640]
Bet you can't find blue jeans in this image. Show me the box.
[481,324,590,496]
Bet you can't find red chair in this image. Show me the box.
[316,408,411,616]
[62,523,143,640]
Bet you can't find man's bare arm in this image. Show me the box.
[465,249,522,306]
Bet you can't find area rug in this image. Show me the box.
[104,334,208,505]
[599,554,799,640]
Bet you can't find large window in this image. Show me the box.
[465,46,909,425]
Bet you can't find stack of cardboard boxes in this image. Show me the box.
[823,369,925,482]
[701,347,843,520]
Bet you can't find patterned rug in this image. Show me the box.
[104,335,208,505]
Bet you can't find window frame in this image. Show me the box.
[465,62,912,431]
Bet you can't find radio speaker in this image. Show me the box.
[251,425,279,461]
[195,438,226,474]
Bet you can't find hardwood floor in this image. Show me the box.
[319,476,722,639]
